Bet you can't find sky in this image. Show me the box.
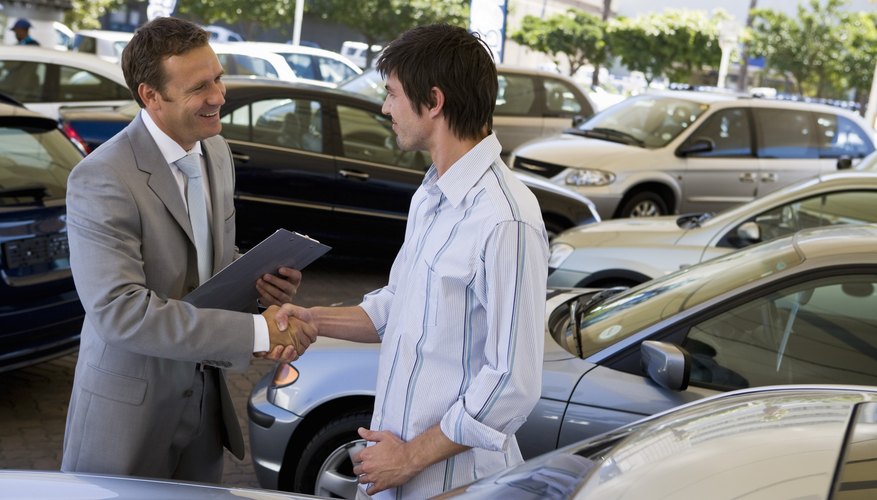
[616,0,877,30]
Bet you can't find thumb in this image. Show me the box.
[357,427,375,441]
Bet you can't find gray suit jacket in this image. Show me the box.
[62,114,251,476]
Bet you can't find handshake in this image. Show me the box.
[258,304,316,362]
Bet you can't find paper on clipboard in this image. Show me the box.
[183,229,331,311]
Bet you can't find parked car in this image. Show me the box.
[210,42,303,84]
[510,90,876,219]
[548,171,877,288]
[340,40,381,69]
[70,29,134,63]
[247,224,877,497]
[58,78,599,256]
[244,42,362,86]
[0,96,85,373]
[442,385,877,499]
[0,46,131,119]
[341,66,597,160]
[0,470,320,499]
[204,24,245,43]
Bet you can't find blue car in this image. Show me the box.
[0,95,85,372]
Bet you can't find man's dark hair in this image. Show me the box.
[377,24,497,140]
[121,17,210,107]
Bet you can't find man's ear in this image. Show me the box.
[138,83,159,110]
[427,86,444,119]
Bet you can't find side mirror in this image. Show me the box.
[837,156,853,170]
[677,138,715,157]
[641,340,690,391]
[571,115,586,128]
[736,221,761,243]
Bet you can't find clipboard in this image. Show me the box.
[183,229,331,311]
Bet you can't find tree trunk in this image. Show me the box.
[591,0,612,88]
[736,0,758,92]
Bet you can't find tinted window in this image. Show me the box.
[0,61,44,101]
[58,65,130,101]
[754,108,818,158]
[225,98,323,153]
[544,77,585,115]
[0,122,82,202]
[684,108,752,157]
[286,54,316,80]
[815,113,875,158]
[338,105,428,170]
[316,57,358,84]
[684,274,877,389]
[220,104,251,141]
[496,73,536,116]
[217,54,279,79]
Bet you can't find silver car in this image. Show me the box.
[548,171,877,288]
[442,385,877,499]
[247,225,877,498]
[510,91,875,219]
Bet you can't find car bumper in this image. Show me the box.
[566,189,622,220]
[247,373,304,490]
[0,289,83,373]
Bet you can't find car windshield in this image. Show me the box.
[570,94,709,148]
[571,236,805,358]
[0,119,82,205]
[340,68,386,100]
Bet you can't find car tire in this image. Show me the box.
[618,191,669,218]
[543,215,567,241]
[293,410,373,498]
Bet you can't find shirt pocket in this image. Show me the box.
[421,249,478,327]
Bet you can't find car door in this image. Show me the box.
[221,95,338,250]
[677,107,761,214]
[493,72,540,158]
[541,74,593,137]
[330,101,430,255]
[753,107,831,197]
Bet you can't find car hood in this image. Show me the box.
[514,134,645,170]
[555,215,686,247]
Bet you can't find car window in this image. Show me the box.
[0,61,44,102]
[337,104,428,170]
[683,274,877,390]
[814,113,875,158]
[0,123,82,202]
[496,73,536,116]
[720,190,877,248]
[224,97,323,153]
[577,95,708,148]
[73,35,97,54]
[754,108,818,158]
[285,54,317,80]
[683,108,753,157]
[543,77,584,115]
[316,57,358,84]
[221,104,251,141]
[58,65,130,101]
[217,54,279,79]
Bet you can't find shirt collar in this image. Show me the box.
[429,133,502,207]
[140,109,203,165]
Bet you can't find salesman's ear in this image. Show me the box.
[427,86,444,119]
[138,83,159,110]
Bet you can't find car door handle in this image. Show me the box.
[339,169,369,181]
[761,173,778,183]
[739,172,757,183]
[232,152,250,163]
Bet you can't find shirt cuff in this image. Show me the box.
[440,399,523,452]
[253,314,269,352]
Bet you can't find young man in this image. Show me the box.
[275,23,549,498]
[61,17,310,482]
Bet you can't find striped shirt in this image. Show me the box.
[359,133,549,499]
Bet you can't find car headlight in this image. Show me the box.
[272,363,299,387]
[565,168,615,186]
[548,242,574,269]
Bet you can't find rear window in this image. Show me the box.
[0,118,82,204]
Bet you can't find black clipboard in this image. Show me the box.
[183,229,330,311]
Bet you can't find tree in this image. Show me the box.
[307,0,469,68]
[177,0,300,39]
[509,10,609,79]
[608,9,725,85]
[65,0,127,30]
[736,0,759,92]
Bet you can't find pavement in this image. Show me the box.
[0,257,388,490]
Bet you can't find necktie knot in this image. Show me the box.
[175,153,202,179]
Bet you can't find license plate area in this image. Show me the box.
[2,234,70,270]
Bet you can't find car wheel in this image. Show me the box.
[619,191,668,218]
[294,410,372,498]
[543,216,567,241]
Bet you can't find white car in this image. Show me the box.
[511,90,876,219]
[245,42,361,86]
[71,29,134,63]
[548,171,877,288]
[0,46,130,119]
[210,42,336,88]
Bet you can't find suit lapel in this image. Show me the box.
[203,137,229,274]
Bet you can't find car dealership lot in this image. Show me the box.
[0,257,388,488]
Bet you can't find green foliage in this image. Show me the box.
[510,10,609,77]
[65,0,126,30]
[177,0,300,39]
[607,9,726,85]
[748,0,877,99]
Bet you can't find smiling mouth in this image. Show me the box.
[201,111,219,118]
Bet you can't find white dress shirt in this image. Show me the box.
[359,133,550,498]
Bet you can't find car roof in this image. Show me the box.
[0,45,125,80]
[244,42,357,62]
[74,30,134,41]
[222,76,382,104]
[640,89,869,118]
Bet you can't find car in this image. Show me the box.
[59,78,600,256]
[0,46,131,119]
[244,42,362,86]
[204,24,246,43]
[0,95,86,373]
[855,148,877,171]
[210,42,303,84]
[0,470,321,499]
[341,66,597,160]
[246,223,877,497]
[441,385,877,499]
[70,29,134,63]
[510,90,876,219]
[547,171,877,288]
[340,40,382,69]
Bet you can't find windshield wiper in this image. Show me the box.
[576,127,646,147]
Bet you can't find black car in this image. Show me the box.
[0,96,85,372]
[60,78,600,256]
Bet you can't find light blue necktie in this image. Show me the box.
[175,153,213,285]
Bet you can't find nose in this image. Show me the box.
[209,80,226,106]
[381,99,390,116]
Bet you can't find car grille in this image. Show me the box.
[513,156,567,179]
[2,234,69,270]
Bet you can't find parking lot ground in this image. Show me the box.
[0,257,389,488]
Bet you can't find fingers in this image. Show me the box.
[256,267,302,307]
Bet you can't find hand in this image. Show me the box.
[351,428,418,495]
[259,305,314,362]
[256,266,302,307]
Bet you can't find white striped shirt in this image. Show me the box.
[359,133,549,499]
